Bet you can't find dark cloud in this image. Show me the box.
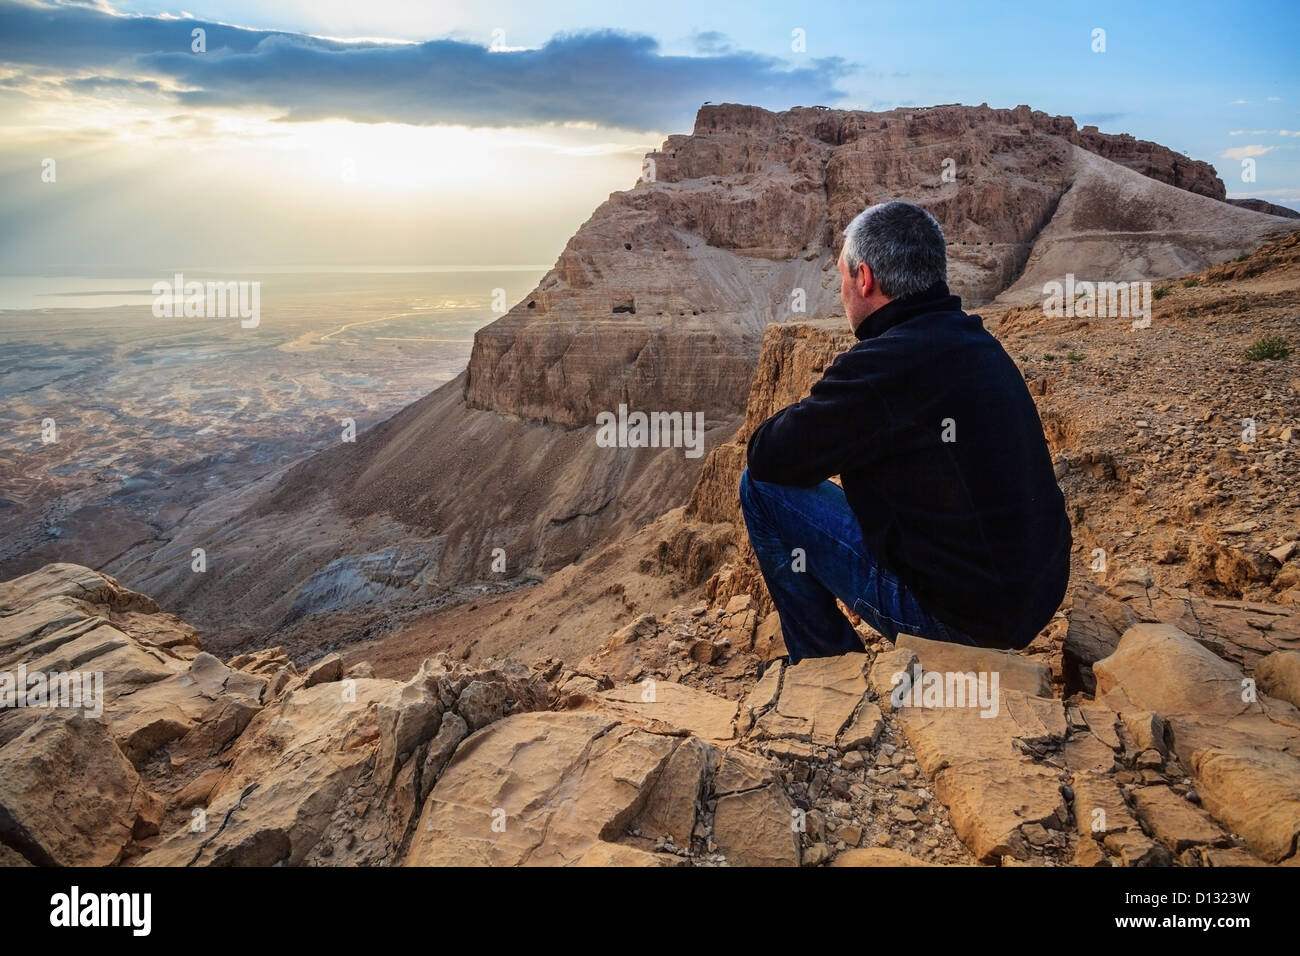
[0,1,852,131]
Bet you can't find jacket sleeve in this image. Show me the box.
[745,346,885,486]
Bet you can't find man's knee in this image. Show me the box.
[739,467,755,511]
[739,467,770,521]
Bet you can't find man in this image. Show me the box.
[740,200,1071,665]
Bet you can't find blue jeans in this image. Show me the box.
[739,469,981,664]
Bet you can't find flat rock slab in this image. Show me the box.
[869,647,917,711]
[712,782,799,867]
[1130,785,1231,854]
[583,681,739,745]
[830,847,941,867]
[632,736,708,846]
[736,660,783,736]
[897,633,1052,697]
[838,701,884,750]
[406,710,679,866]
[750,652,869,746]
[872,636,1070,864]
[1191,747,1300,864]
[1070,771,1138,838]
[1064,732,1118,773]
[713,747,779,795]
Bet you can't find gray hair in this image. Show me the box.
[841,200,947,299]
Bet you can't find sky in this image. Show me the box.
[1,0,1298,274]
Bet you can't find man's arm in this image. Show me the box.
[745,347,884,486]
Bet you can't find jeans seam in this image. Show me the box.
[851,596,926,635]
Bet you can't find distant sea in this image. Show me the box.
[0,265,552,312]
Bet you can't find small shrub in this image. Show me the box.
[1182,277,1200,288]
[1152,286,1170,300]
[1066,351,1085,362]
[1244,334,1291,361]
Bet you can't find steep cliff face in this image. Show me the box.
[463,131,843,426]
[463,101,1251,430]
[1074,124,1226,200]
[995,147,1294,305]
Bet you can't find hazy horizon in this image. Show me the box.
[0,265,550,310]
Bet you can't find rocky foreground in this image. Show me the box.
[2,560,1296,867]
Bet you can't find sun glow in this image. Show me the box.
[0,70,657,270]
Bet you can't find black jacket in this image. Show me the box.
[746,280,1071,649]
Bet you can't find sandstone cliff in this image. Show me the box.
[1227,198,1300,220]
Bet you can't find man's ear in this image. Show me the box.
[856,262,874,298]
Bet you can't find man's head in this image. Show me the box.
[838,200,948,332]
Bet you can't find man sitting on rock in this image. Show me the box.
[740,199,1071,664]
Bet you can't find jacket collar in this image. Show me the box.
[853,280,962,341]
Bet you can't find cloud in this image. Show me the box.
[1220,145,1276,159]
[1229,98,1248,105]
[692,31,733,55]
[0,1,852,132]
[1226,187,1300,202]
[64,74,163,92]
[1229,129,1300,136]
[1076,112,1126,125]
